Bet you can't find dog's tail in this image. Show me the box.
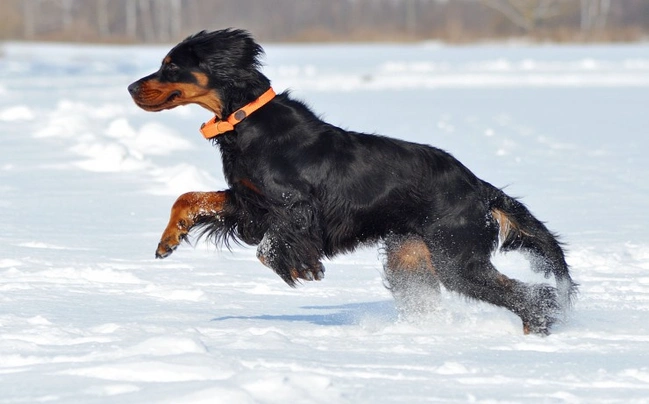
[485,183,578,309]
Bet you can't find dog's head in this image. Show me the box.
[128,29,267,116]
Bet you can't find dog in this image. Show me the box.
[128,29,577,335]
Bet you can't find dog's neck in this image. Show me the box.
[218,72,271,118]
[201,87,276,139]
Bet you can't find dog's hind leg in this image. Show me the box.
[156,191,231,258]
[435,253,561,335]
[425,203,564,335]
[383,235,441,317]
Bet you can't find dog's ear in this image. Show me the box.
[185,29,264,74]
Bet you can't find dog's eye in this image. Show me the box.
[162,63,180,81]
[164,63,180,73]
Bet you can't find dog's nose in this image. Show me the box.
[127,82,139,96]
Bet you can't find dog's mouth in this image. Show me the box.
[134,90,183,112]
[165,90,181,104]
[131,79,223,114]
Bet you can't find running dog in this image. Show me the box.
[128,29,577,335]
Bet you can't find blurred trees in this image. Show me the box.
[479,0,565,31]
[0,0,647,43]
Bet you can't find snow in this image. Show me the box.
[1,40,649,403]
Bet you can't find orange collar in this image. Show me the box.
[200,87,276,139]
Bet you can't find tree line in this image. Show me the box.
[1,0,647,43]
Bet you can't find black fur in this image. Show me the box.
[129,29,577,335]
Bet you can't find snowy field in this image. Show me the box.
[1,39,649,403]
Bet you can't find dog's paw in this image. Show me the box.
[155,232,187,259]
[291,262,325,282]
[522,284,560,336]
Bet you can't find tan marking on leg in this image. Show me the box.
[239,178,263,195]
[523,322,531,335]
[257,254,269,267]
[496,273,515,290]
[156,191,228,258]
[387,239,436,274]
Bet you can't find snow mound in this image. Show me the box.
[60,361,235,382]
[0,105,35,121]
[149,163,221,195]
[105,118,194,156]
[31,99,214,196]
[72,141,148,172]
[125,336,208,356]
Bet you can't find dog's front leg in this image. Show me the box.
[156,190,230,258]
[256,201,325,286]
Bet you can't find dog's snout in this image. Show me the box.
[127,82,140,96]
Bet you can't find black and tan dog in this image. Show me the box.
[128,29,577,335]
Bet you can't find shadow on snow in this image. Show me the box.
[211,300,397,326]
